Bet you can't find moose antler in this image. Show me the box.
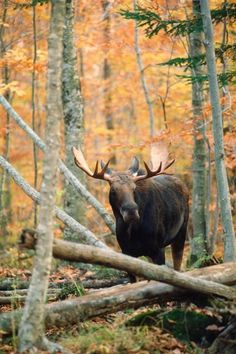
[133,159,174,182]
[133,142,175,182]
[72,147,112,182]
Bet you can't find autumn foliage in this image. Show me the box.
[0,0,235,248]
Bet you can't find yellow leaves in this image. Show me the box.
[0,48,47,73]
[0,20,9,28]
[0,80,25,97]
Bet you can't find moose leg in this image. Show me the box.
[171,225,187,271]
[151,248,165,266]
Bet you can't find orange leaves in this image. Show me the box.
[0,48,47,73]
[0,81,26,96]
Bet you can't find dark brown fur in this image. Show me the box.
[108,172,189,272]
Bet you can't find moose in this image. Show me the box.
[72,145,189,277]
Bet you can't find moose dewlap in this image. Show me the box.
[72,146,189,275]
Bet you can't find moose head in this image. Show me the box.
[72,147,174,224]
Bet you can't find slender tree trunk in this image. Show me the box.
[133,0,155,137]
[62,0,86,242]
[32,3,38,228]
[0,0,11,243]
[102,0,116,163]
[189,0,208,264]
[200,0,235,261]
[18,0,66,352]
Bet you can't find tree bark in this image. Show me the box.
[189,0,208,264]
[102,0,116,164]
[19,231,236,300]
[62,0,86,242]
[18,0,66,352]
[0,0,12,243]
[207,316,236,354]
[200,0,236,261]
[133,0,155,137]
[0,95,116,234]
[1,261,236,335]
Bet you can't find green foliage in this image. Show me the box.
[120,2,236,86]
[59,320,194,353]
[120,6,202,38]
[126,307,225,345]
[161,44,236,71]
[120,2,236,38]
[177,70,236,87]
[58,282,85,300]
[94,265,125,279]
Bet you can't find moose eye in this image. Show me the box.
[110,188,116,196]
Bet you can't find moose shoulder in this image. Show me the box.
[73,147,189,273]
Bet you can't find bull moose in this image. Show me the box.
[72,145,189,275]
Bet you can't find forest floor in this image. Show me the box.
[0,244,227,354]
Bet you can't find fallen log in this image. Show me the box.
[19,230,236,300]
[0,261,235,336]
[0,277,127,291]
[0,293,59,304]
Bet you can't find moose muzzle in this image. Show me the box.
[120,203,140,223]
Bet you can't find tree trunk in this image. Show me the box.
[200,0,236,261]
[102,0,116,164]
[62,0,86,242]
[133,0,155,137]
[189,0,208,264]
[17,0,66,352]
[0,0,12,244]
[207,316,236,354]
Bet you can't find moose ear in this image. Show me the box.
[128,157,139,176]
[101,161,113,175]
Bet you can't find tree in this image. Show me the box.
[200,0,235,262]
[102,0,116,163]
[17,0,66,351]
[0,0,12,244]
[189,0,208,264]
[62,0,86,242]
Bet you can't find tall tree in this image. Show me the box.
[31,2,38,228]
[62,0,86,241]
[189,0,208,264]
[200,0,235,261]
[0,0,11,244]
[18,0,66,351]
[133,0,155,137]
[102,0,116,163]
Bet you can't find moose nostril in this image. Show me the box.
[120,203,140,222]
[121,203,138,212]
